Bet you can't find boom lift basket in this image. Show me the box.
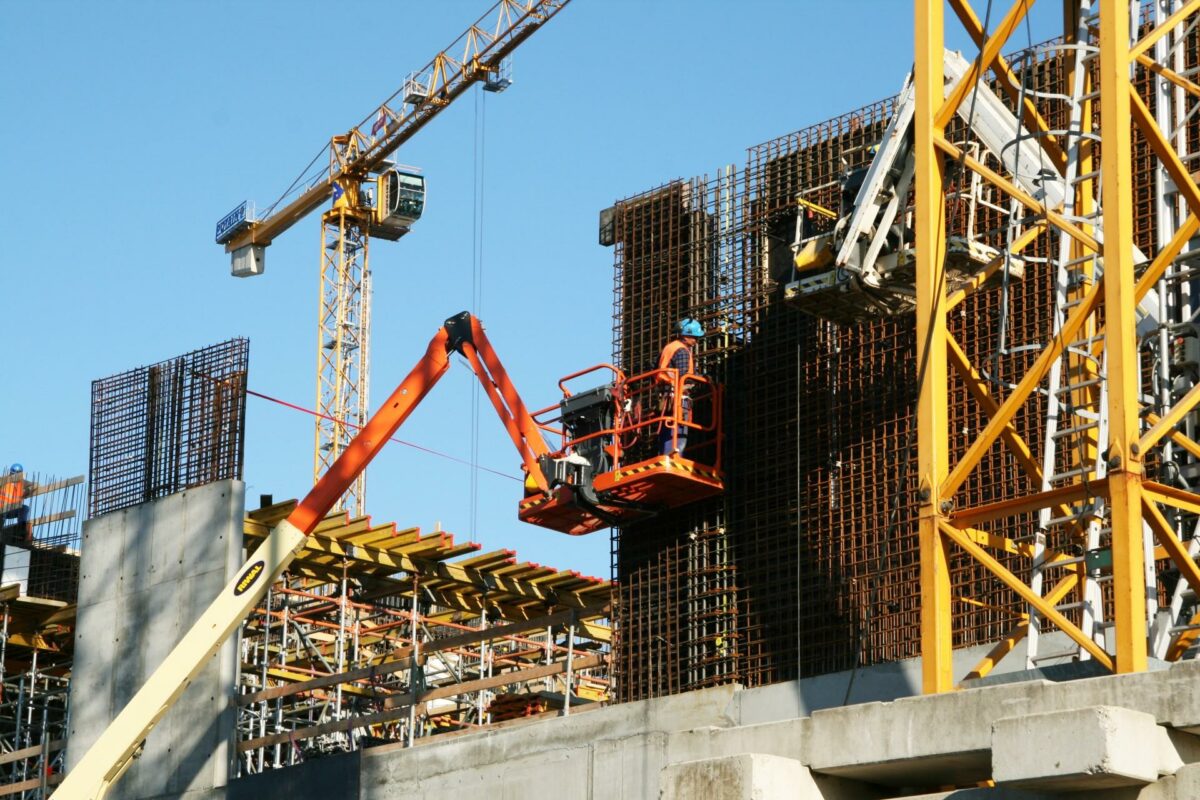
[518,364,724,535]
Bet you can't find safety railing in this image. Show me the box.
[533,365,722,472]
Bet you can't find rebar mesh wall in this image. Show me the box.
[88,338,249,518]
[611,34,1177,700]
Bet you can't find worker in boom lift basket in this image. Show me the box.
[657,318,703,457]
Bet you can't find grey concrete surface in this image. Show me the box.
[66,481,245,800]
[660,753,816,799]
[359,685,740,799]
[992,706,1180,790]
[350,658,1200,798]
[733,632,1084,727]
[56,486,1200,800]
[803,659,1200,788]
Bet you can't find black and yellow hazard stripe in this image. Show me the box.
[520,493,552,511]
[612,458,720,483]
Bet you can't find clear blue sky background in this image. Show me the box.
[1,1,1066,579]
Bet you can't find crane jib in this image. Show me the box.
[216,0,571,255]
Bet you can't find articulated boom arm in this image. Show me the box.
[53,312,547,800]
[223,0,571,253]
[443,312,553,492]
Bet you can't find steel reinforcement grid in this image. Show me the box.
[609,31,1176,701]
[88,338,249,518]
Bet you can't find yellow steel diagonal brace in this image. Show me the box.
[939,520,1114,668]
[947,0,1066,169]
[936,0,1034,129]
[1130,0,1200,60]
[963,573,1079,680]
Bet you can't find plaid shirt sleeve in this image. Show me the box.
[669,347,691,374]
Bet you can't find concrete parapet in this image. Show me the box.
[992,705,1180,789]
[802,659,1200,788]
[360,684,740,798]
[660,753,816,799]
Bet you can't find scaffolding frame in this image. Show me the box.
[234,501,611,772]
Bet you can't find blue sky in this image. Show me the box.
[0,1,1068,579]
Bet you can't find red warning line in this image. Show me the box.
[246,388,521,482]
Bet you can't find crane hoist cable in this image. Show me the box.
[470,86,490,536]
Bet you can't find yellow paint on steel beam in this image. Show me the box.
[1137,54,1200,99]
[1099,0,1148,673]
[934,136,1100,252]
[963,573,1078,680]
[947,334,1043,483]
[946,223,1045,310]
[1143,498,1200,609]
[948,0,1065,169]
[956,524,1074,564]
[939,521,1114,669]
[1137,215,1200,298]
[1143,482,1200,516]
[915,0,953,694]
[936,0,1034,129]
[943,276,1102,499]
[1130,89,1200,215]
[1130,0,1200,60]
[1140,382,1200,455]
[1145,414,1200,460]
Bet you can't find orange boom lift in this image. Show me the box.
[56,312,722,800]
[423,312,724,535]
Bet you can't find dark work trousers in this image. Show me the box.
[0,505,29,542]
[658,395,692,456]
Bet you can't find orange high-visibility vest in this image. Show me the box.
[657,340,694,385]
[0,479,24,506]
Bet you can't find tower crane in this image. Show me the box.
[215,0,571,517]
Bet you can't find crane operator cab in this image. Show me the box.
[518,363,724,535]
[369,166,426,241]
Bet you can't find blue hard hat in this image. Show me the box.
[9,464,22,474]
[676,318,703,338]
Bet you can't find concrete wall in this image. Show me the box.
[58,476,1200,800]
[344,661,1200,800]
[735,630,1083,726]
[68,480,244,800]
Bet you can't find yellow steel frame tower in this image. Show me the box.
[316,198,371,514]
[915,0,1200,691]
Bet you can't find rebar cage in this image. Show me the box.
[87,338,249,519]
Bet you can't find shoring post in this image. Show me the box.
[916,0,954,693]
[564,615,575,716]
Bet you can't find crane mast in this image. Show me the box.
[217,0,571,516]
